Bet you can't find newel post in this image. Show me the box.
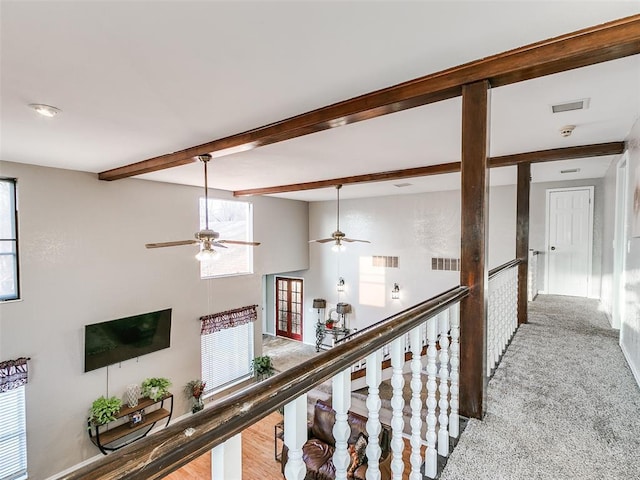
[459,80,490,420]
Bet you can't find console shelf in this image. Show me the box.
[88,393,173,455]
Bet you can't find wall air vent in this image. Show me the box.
[432,257,460,271]
[551,98,590,114]
[372,256,399,268]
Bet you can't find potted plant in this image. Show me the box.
[141,377,171,401]
[184,379,207,413]
[251,355,275,381]
[89,396,122,426]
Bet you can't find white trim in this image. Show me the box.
[612,153,629,329]
[544,186,595,297]
[620,341,640,388]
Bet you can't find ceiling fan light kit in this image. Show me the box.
[145,153,260,260]
[310,185,371,251]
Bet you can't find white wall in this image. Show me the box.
[0,161,308,479]
[528,178,605,298]
[619,118,640,385]
[293,185,516,345]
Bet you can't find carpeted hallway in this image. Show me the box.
[440,295,640,480]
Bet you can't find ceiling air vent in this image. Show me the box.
[551,98,590,114]
[394,183,412,188]
[560,168,580,174]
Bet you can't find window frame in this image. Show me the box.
[0,178,20,302]
[0,385,28,480]
[199,197,254,279]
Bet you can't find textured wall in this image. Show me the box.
[620,118,640,385]
[0,161,308,479]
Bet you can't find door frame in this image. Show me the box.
[274,276,304,341]
[544,186,594,297]
[612,153,629,329]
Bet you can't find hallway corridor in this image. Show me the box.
[440,295,640,480]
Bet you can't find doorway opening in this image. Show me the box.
[612,154,629,329]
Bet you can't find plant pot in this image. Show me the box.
[191,398,204,414]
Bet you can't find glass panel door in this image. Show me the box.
[275,277,303,341]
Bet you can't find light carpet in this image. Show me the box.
[440,295,640,480]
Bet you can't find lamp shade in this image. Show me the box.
[313,298,326,309]
[336,303,351,314]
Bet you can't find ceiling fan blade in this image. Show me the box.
[145,240,199,249]
[212,242,229,249]
[217,240,261,246]
[309,238,334,243]
[343,238,371,243]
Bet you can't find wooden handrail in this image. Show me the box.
[335,285,461,346]
[488,259,521,280]
[62,286,469,480]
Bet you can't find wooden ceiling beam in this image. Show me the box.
[233,141,624,196]
[98,14,640,181]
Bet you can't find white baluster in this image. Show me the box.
[366,349,383,480]
[283,394,308,480]
[425,316,438,479]
[409,326,423,480]
[211,433,242,480]
[438,311,450,457]
[390,336,405,480]
[449,303,460,439]
[332,369,351,480]
[487,287,494,376]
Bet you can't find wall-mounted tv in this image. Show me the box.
[84,308,172,372]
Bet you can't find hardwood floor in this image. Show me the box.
[166,411,424,479]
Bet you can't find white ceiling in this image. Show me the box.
[1,1,639,201]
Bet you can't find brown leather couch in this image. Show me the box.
[281,400,392,480]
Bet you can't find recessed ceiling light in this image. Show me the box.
[28,104,61,118]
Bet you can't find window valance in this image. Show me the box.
[0,357,29,393]
[200,305,258,336]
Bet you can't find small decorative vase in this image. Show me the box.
[191,397,204,414]
[126,384,141,408]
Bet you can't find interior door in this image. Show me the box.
[546,187,593,297]
[275,277,303,340]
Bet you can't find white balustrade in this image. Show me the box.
[365,349,383,480]
[283,395,308,480]
[282,298,465,480]
[409,326,423,480]
[332,369,352,480]
[487,263,519,376]
[389,337,405,480]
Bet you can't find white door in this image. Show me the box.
[546,187,594,297]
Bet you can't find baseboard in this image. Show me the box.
[620,341,640,389]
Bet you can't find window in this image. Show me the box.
[201,322,253,395]
[0,179,19,301]
[0,386,27,480]
[199,198,254,278]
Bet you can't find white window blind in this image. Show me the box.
[201,322,253,394]
[0,386,27,480]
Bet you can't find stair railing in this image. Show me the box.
[487,259,521,377]
[61,286,468,480]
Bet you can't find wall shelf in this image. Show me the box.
[88,394,173,455]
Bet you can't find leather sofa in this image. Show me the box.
[281,399,392,480]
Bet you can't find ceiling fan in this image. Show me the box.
[309,184,370,251]
[145,154,260,261]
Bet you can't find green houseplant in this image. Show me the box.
[251,355,275,381]
[141,377,172,401]
[89,396,122,426]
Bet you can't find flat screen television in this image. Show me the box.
[84,308,172,372]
